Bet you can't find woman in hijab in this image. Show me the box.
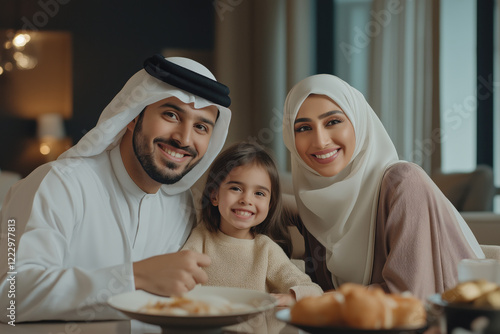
[282,74,484,300]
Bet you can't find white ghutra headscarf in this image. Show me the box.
[58,57,231,196]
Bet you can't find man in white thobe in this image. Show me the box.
[0,55,232,322]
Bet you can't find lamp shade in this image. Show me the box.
[37,113,65,139]
[0,30,72,120]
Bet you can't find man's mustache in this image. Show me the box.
[153,138,197,157]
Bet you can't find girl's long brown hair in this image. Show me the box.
[200,142,292,256]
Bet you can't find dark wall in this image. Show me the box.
[0,0,214,175]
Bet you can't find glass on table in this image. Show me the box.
[457,258,500,284]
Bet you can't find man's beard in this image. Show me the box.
[132,117,200,185]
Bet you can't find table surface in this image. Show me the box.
[0,308,302,334]
[0,309,439,334]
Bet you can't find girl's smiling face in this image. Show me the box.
[294,94,356,177]
[211,163,272,239]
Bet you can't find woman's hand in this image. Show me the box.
[271,293,296,307]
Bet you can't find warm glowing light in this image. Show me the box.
[13,52,37,69]
[1,31,38,71]
[0,67,3,75]
[13,51,23,60]
[13,33,31,47]
[4,62,13,71]
[40,143,51,155]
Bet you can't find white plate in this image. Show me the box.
[108,286,277,330]
[275,309,426,334]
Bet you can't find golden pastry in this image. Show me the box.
[289,283,426,329]
[473,288,500,309]
[442,279,499,304]
[290,292,344,326]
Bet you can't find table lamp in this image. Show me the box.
[0,30,73,175]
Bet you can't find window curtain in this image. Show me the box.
[368,0,441,174]
[213,0,315,170]
[495,0,500,204]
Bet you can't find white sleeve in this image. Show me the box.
[0,166,134,323]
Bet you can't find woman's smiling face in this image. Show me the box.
[294,94,356,177]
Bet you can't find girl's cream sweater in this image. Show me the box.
[182,224,323,300]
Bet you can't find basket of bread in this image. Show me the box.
[278,282,427,333]
[429,279,500,333]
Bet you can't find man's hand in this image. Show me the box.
[133,250,211,296]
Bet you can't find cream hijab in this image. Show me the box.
[58,57,231,196]
[283,74,399,287]
[283,74,484,288]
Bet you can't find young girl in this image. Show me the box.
[182,142,323,306]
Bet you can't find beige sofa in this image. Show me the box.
[0,170,21,209]
[431,165,500,246]
[461,212,500,246]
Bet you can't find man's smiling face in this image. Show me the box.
[132,96,218,185]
